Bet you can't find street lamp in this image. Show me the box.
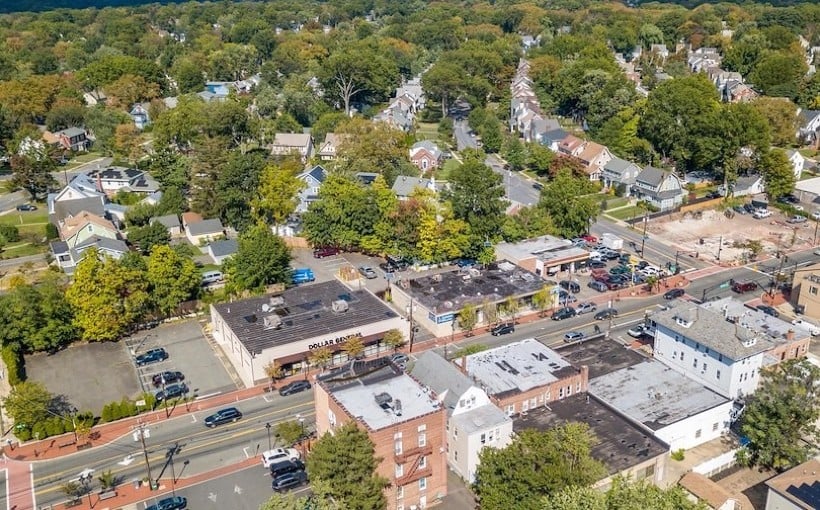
[79,472,94,509]
[296,414,306,458]
[265,423,272,451]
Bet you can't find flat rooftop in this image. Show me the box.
[496,235,590,264]
[450,404,511,435]
[514,393,669,475]
[212,281,399,354]
[396,261,545,315]
[589,361,730,430]
[555,337,646,379]
[322,358,441,431]
[455,339,577,398]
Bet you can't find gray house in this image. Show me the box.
[207,239,238,265]
[602,158,641,195]
[296,165,327,213]
[632,167,685,211]
[150,214,182,237]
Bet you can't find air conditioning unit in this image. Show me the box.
[262,315,282,330]
[332,300,349,313]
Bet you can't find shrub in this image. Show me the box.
[671,449,685,461]
[1,344,26,385]
[16,427,32,442]
[31,421,48,441]
[45,222,59,240]
[0,224,20,242]
[100,403,113,423]
[43,417,66,437]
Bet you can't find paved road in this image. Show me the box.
[0,190,30,213]
[485,154,539,206]
[453,120,478,152]
[0,253,46,268]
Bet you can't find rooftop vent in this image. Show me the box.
[332,299,349,313]
[262,314,282,330]
[269,296,285,308]
[432,274,442,283]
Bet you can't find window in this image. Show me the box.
[695,342,700,350]
[702,363,707,372]
[576,381,581,392]
[693,359,698,368]
[480,433,486,444]
[559,387,564,398]
[718,354,723,362]
[453,428,458,438]
[505,404,515,416]
[695,429,702,438]
[419,456,427,469]
[394,439,403,455]
[810,286,818,295]
[522,400,529,412]
[395,463,404,478]
[397,486,404,499]
[544,391,551,402]
[454,450,458,461]
[567,385,572,396]
[397,505,404,510]
[419,477,427,490]
[712,422,719,431]
[488,429,494,442]
[417,424,426,432]
[328,410,337,427]
[418,432,426,448]
[673,351,677,359]
[530,397,537,408]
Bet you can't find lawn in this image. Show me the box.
[606,205,644,221]
[0,209,50,258]
[1,242,45,259]
[416,122,439,141]
[435,159,462,180]
[0,208,49,232]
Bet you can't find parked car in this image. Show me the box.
[786,215,807,224]
[627,324,648,338]
[753,209,772,219]
[135,348,168,367]
[778,194,799,204]
[272,471,308,492]
[456,258,477,268]
[385,255,411,271]
[152,371,184,387]
[756,305,779,318]
[146,496,187,510]
[269,459,305,478]
[609,264,630,275]
[576,302,597,314]
[261,448,301,468]
[563,331,585,343]
[732,280,758,293]
[204,407,243,427]
[587,281,608,292]
[291,268,315,284]
[155,383,188,403]
[491,323,515,336]
[588,260,607,269]
[278,380,312,396]
[557,290,578,303]
[559,280,581,294]
[604,279,626,291]
[390,353,409,369]
[532,182,544,191]
[602,250,621,261]
[581,234,598,243]
[791,318,820,336]
[812,210,820,221]
[663,288,685,300]
[15,204,37,211]
[594,308,618,320]
[312,246,341,258]
[358,266,378,279]
[733,205,748,215]
[551,307,577,321]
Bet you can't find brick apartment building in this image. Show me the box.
[314,358,448,510]
[454,338,589,416]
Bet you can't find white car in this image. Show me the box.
[791,319,820,336]
[261,448,301,468]
[812,210,820,220]
[753,209,772,219]
[627,325,648,338]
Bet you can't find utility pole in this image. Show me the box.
[407,297,415,353]
[716,235,723,263]
[135,423,154,490]
[640,211,649,257]
[814,219,819,246]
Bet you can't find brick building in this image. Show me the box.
[454,338,589,416]
[314,358,448,510]
[792,262,820,321]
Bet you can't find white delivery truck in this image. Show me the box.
[601,233,624,251]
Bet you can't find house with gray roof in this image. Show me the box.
[150,214,182,237]
[53,127,90,152]
[797,109,820,148]
[602,158,641,194]
[409,140,443,171]
[207,239,238,265]
[51,236,129,274]
[269,133,313,161]
[296,165,327,213]
[540,128,569,152]
[185,218,224,246]
[391,176,444,200]
[410,351,512,482]
[632,166,684,211]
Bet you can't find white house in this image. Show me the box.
[207,239,238,265]
[185,218,224,246]
[316,133,345,161]
[632,166,685,211]
[410,351,513,483]
[786,149,806,180]
[86,167,160,194]
[296,165,327,213]
[269,133,313,161]
[718,174,765,197]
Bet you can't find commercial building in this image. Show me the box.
[589,361,734,450]
[514,392,669,488]
[791,262,820,320]
[764,457,820,510]
[495,235,591,277]
[314,358,448,510]
[210,281,409,387]
[454,339,589,417]
[410,351,512,483]
[389,261,547,338]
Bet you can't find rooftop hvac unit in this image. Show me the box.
[269,296,285,308]
[432,274,442,283]
[393,399,403,416]
[332,299,349,313]
[262,314,282,330]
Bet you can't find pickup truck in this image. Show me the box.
[791,319,820,336]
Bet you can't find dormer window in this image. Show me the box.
[674,316,693,328]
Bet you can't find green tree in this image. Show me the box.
[457,303,478,336]
[526,143,555,176]
[308,347,333,372]
[319,44,399,116]
[128,222,171,255]
[738,359,820,470]
[501,296,520,323]
[9,153,57,200]
[382,329,405,351]
[146,245,200,317]
[538,170,599,238]
[334,118,415,186]
[260,480,346,510]
[501,206,555,242]
[302,174,379,251]
[422,61,464,117]
[503,136,527,172]
[213,150,267,231]
[254,160,305,228]
[306,423,389,510]
[749,51,808,99]
[543,476,705,510]
[759,149,796,200]
[229,224,292,292]
[750,97,798,147]
[447,157,507,254]
[3,380,54,427]
[275,420,306,445]
[639,23,665,48]
[65,249,150,341]
[474,424,606,510]
[342,335,365,360]
[532,285,554,317]
[0,279,76,353]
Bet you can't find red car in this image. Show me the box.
[313,247,341,258]
[581,234,598,243]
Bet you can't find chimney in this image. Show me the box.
[786,329,794,341]
[96,172,103,193]
[459,355,467,375]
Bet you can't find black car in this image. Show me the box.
[559,280,581,294]
[757,305,780,318]
[146,496,187,510]
[204,407,243,427]
[272,470,308,492]
[135,348,168,366]
[588,280,607,292]
[663,288,685,300]
[155,383,188,403]
[279,380,312,396]
[15,204,37,211]
[594,308,618,320]
[588,260,607,269]
[270,459,305,478]
[152,371,184,387]
[490,323,515,336]
[551,307,577,321]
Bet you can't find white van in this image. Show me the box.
[201,271,224,285]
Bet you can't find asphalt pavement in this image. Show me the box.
[453,120,477,152]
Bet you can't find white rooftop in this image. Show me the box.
[450,404,511,435]
[332,373,440,431]
[796,176,820,196]
[496,235,589,263]
[456,338,574,396]
[700,297,808,343]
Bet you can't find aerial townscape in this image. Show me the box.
[2,0,820,509]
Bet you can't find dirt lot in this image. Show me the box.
[647,209,817,265]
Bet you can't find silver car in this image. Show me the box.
[358,266,377,279]
[576,302,597,314]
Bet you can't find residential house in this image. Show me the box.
[185,218,224,246]
[86,167,160,195]
[557,134,585,157]
[602,158,641,193]
[150,214,182,237]
[316,133,345,161]
[82,91,107,106]
[528,116,560,146]
[391,176,441,200]
[797,109,820,148]
[410,351,513,483]
[59,211,119,247]
[207,239,238,265]
[764,458,820,510]
[141,190,163,207]
[575,141,612,181]
[541,128,569,152]
[688,47,722,73]
[52,127,90,152]
[786,149,806,179]
[269,133,313,161]
[296,165,327,213]
[791,262,820,321]
[373,105,414,132]
[632,166,685,211]
[51,236,129,273]
[679,472,742,510]
[48,174,105,216]
[649,44,670,62]
[372,76,426,132]
[130,103,151,130]
[409,141,443,172]
[724,81,757,103]
[718,174,765,197]
[521,35,541,51]
[314,358,448,510]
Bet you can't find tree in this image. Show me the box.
[759,149,796,200]
[738,359,820,470]
[503,136,527,172]
[382,329,405,351]
[474,424,606,510]
[98,470,116,491]
[501,296,520,323]
[104,74,160,109]
[319,44,398,116]
[482,299,498,326]
[264,360,283,391]
[128,222,171,254]
[342,335,365,360]
[532,285,554,317]
[9,153,57,200]
[308,347,333,372]
[302,174,381,252]
[260,480,346,510]
[749,51,808,99]
[0,279,76,353]
[502,206,555,242]
[639,24,665,48]
[306,423,389,510]
[333,118,415,186]
[229,224,292,292]
[543,476,705,510]
[447,157,507,254]
[422,61,464,117]
[276,420,306,445]
[538,170,599,238]
[145,245,201,317]
[750,97,798,147]
[457,304,478,336]
[254,160,305,228]
[3,380,54,427]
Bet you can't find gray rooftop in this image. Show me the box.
[398,261,545,314]
[88,166,142,182]
[456,339,577,398]
[650,302,770,361]
[391,176,433,197]
[555,337,646,379]
[187,218,224,236]
[410,351,475,415]
[212,281,399,355]
[56,127,86,137]
[589,361,730,431]
[514,393,669,475]
[635,166,666,187]
[208,239,238,258]
[700,297,808,346]
[54,197,105,223]
[322,358,441,431]
[603,157,639,178]
[496,235,590,265]
[450,404,511,435]
[75,235,128,253]
[151,214,181,229]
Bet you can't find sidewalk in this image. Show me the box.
[3,457,35,510]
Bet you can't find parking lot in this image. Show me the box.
[27,320,236,416]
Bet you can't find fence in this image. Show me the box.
[692,448,740,478]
